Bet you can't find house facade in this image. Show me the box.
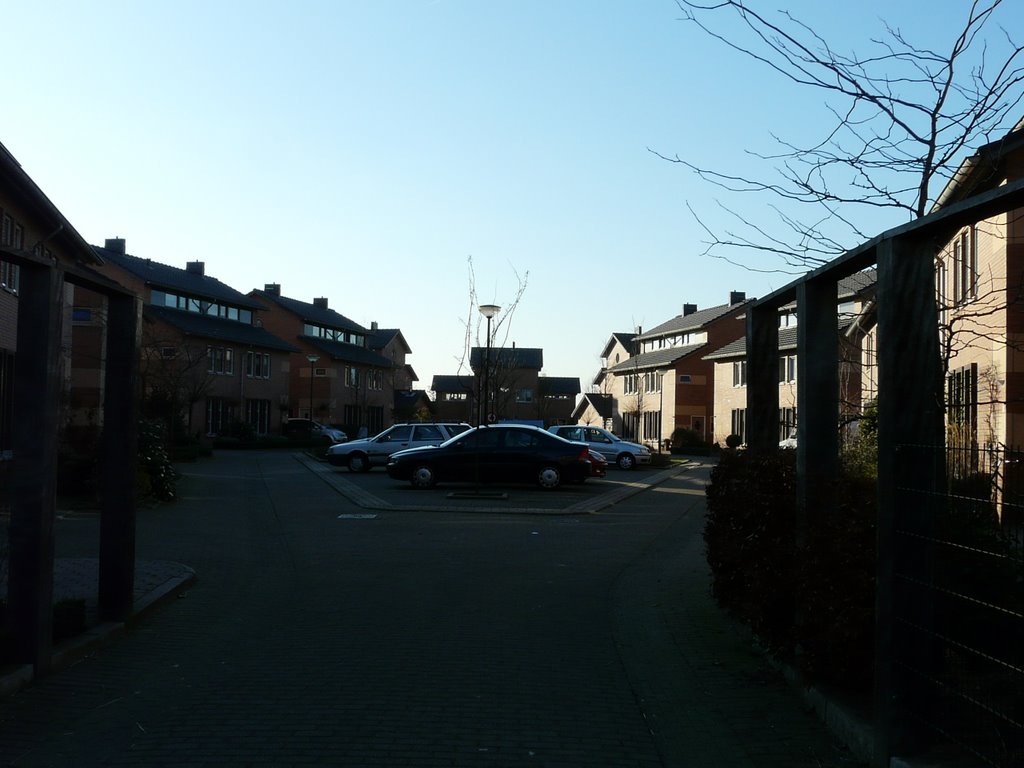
[599,293,750,448]
[92,240,297,438]
[930,125,1024,455]
[705,273,875,446]
[249,285,402,438]
[431,347,580,427]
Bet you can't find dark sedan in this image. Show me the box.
[385,424,597,490]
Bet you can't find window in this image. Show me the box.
[245,399,271,435]
[346,366,359,387]
[414,424,444,441]
[952,226,977,305]
[516,388,534,403]
[779,407,797,441]
[644,372,661,394]
[72,308,93,322]
[343,404,359,426]
[730,409,747,444]
[206,397,235,435]
[245,351,271,379]
[150,289,252,324]
[643,410,660,442]
[679,374,692,384]
[367,406,384,434]
[207,346,234,375]
[947,363,978,449]
[779,354,797,384]
[368,370,383,391]
[732,360,746,387]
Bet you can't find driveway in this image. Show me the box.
[0,451,863,767]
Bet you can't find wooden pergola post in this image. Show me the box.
[7,260,64,673]
[98,291,139,621]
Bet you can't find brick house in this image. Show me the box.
[368,324,432,422]
[91,239,297,438]
[928,122,1024,455]
[704,272,875,446]
[249,285,402,437]
[431,347,580,427]
[599,293,751,448]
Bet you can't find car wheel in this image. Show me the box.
[537,465,561,489]
[617,453,635,470]
[348,453,370,473]
[410,464,436,489]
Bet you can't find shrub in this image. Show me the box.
[704,449,798,653]
[725,433,743,449]
[704,446,877,692]
[137,419,176,501]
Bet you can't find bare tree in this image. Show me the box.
[455,256,530,425]
[138,320,215,441]
[660,0,1024,273]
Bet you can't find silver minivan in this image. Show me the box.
[547,425,652,469]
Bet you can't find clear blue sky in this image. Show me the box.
[5,1,1020,391]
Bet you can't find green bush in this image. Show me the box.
[704,449,798,653]
[704,447,877,692]
[138,419,176,501]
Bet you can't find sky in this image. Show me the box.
[5,1,1022,392]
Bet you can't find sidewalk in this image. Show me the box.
[0,558,196,696]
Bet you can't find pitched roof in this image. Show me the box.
[145,305,299,352]
[0,142,100,266]
[469,347,543,370]
[637,300,751,340]
[933,120,1024,211]
[600,332,637,358]
[250,289,367,334]
[573,393,614,420]
[607,341,707,373]
[95,246,264,309]
[432,375,475,393]
[368,327,411,355]
[538,377,581,396]
[303,335,394,367]
[702,318,854,361]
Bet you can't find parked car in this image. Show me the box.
[547,425,652,470]
[326,422,470,472]
[386,424,597,490]
[586,447,608,479]
[284,418,348,444]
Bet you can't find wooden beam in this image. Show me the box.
[98,292,139,621]
[7,262,64,673]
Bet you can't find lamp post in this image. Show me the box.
[478,304,501,426]
[306,353,319,422]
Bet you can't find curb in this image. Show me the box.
[0,565,197,697]
[297,452,694,514]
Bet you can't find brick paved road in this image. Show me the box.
[0,452,863,767]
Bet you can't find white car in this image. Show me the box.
[326,422,470,472]
[547,425,652,470]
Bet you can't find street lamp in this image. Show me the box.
[478,304,501,426]
[306,353,319,422]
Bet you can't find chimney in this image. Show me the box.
[729,291,746,305]
[313,297,328,309]
[264,283,280,296]
[186,261,205,276]
[683,303,698,316]
[371,321,379,331]
[105,237,126,255]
